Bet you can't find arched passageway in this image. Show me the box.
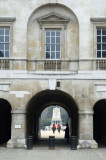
[40,105,69,139]
[93,100,106,146]
[26,90,78,143]
[0,98,11,144]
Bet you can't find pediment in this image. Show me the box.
[37,12,70,23]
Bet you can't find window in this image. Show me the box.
[0,28,10,57]
[45,29,61,59]
[97,28,106,58]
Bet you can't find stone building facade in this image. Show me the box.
[0,0,106,149]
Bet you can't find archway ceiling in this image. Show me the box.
[0,98,11,114]
[94,99,106,113]
[26,90,78,116]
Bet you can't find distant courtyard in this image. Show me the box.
[40,130,65,139]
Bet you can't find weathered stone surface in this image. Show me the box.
[0,0,106,148]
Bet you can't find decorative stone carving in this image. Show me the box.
[37,12,70,29]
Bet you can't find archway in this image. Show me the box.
[93,99,106,146]
[40,105,69,139]
[26,90,78,143]
[0,98,11,144]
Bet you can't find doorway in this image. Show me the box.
[0,98,11,144]
[26,90,78,145]
[93,99,106,147]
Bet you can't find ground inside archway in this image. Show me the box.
[41,130,65,139]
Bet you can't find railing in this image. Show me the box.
[0,59,9,70]
[44,60,61,70]
[96,60,106,70]
[1,58,106,71]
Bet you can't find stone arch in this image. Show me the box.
[0,98,11,144]
[27,3,79,67]
[93,99,106,146]
[26,89,79,142]
[27,3,79,24]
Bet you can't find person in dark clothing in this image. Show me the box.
[64,123,69,142]
[52,124,56,133]
[57,125,61,133]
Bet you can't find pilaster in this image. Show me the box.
[7,109,27,148]
[78,110,98,149]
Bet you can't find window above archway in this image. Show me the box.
[27,4,79,71]
[37,12,70,70]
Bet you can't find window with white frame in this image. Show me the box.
[97,28,106,58]
[0,27,10,57]
[45,29,61,59]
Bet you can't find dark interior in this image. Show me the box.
[0,98,11,144]
[93,99,106,146]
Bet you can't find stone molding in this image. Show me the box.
[10,91,31,98]
[11,109,26,114]
[79,110,94,114]
[90,17,106,22]
[37,12,70,29]
[0,82,10,91]
[0,17,16,22]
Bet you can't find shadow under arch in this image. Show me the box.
[26,90,79,142]
[93,99,106,147]
[0,98,11,144]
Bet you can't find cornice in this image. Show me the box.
[0,17,16,22]
[90,17,106,22]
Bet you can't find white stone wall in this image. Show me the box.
[0,0,106,148]
[0,0,105,60]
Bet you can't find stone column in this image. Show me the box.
[78,110,98,149]
[7,109,26,148]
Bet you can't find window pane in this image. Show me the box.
[5,51,9,57]
[102,44,106,50]
[51,52,55,59]
[46,31,50,36]
[97,29,101,35]
[97,36,101,42]
[51,31,55,36]
[51,44,55,51]
[0,51,4,57]
[5,44,9,50]
[102,36,106,42]
[46,52,50,59]
[5,28,9,35]
[56,45,60,51]
[0,44,4,50]
[97,44,101,50]
[56,37,60,43]
[102,51,106,58]
[46,45,50,51]
[0,36,4,42]
[97,51,101,58]
[0,29,4,35]
[51,37,55,43]
[56,52,60,59]
[102,29,106,35]
[5,36,9,42]
[46,37,50,43]
[56,31,60,36]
